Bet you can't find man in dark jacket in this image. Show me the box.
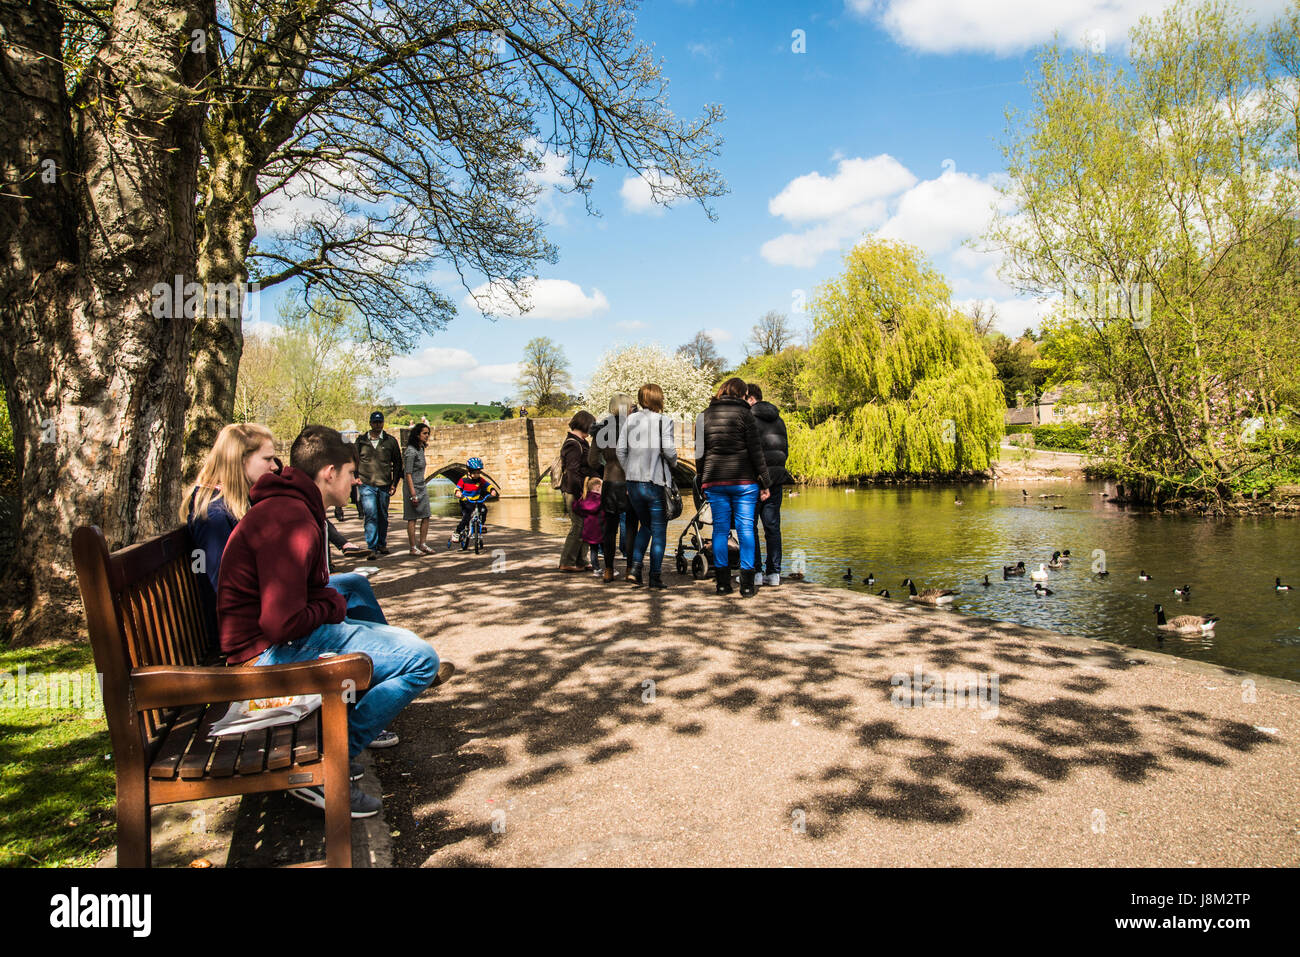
[218,425,449,818]
[588,393,640,582]
[747,383,791,585]
[354,410,402,554]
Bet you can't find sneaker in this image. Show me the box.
[289,783,382,819]
[765,573,781,586]
[350,759,364,782]
[369,729,399,749]
[376,546,390,555]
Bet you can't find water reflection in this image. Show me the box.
[429,477,1300,681]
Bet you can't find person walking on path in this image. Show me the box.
[558,411,599,571]
[572,476,607,576]
[696,377,771,597]
[746,383,792,586]
[404,423,433,555]
[588,392,640,582]
[355,411,402,554]
[617,383,677,589]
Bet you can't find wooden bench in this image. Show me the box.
[72,524,373,867]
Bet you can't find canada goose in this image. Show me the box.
[1047,551,1064,569]
[1172,585,1191,598]
[1276,577,1291,592]
[902,578,957,605]
[1034,583,1054,596]
[1030,564,1050,581]
[877,588,891,598]
[865,572,876,586]
[842,568,853,581]
[982,575,991,587]
[1138,571,1152,582]
[1003,561,1026,577]
[1021,489,1029,497]
[1155,603,1218,634]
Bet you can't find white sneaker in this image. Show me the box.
[765,573,780,586]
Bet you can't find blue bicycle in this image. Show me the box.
[455,502,488,554]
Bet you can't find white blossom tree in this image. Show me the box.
[586,343,714,420]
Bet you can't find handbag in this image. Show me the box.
[657,414,683,520]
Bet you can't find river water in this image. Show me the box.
[428,478,1300,682]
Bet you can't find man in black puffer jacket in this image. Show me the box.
[747,383,791,585]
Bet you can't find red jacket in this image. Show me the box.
[217,467,346,664]
[572,489,605,545]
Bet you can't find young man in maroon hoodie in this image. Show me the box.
[218,425,450,817]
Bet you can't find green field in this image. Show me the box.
[401,403,511,423]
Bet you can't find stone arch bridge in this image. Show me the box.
[390,417,698,497]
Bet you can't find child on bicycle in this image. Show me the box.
[572,476,606,575]
[448,457,499,550]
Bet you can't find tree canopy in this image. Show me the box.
[788,239,1005,480]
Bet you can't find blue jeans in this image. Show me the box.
[255,619,440,757]
[357,484,391,550]
[707,483,759,572]
[751,484,783,576]
[328,573,387,625]
[627,480,667,575]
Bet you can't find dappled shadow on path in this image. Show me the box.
[342,515,1282,864]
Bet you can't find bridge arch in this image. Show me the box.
[427,461,504,493]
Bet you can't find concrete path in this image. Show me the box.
[347,514,1300,868]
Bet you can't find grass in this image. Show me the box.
[0,640,114,867]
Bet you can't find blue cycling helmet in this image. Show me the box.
[466,457,483,470]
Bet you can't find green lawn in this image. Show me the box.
[0,641,114,867]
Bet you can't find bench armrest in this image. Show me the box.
[130,654,373,711]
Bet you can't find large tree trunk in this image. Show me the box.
[0,0,212,644]
[182,109,258,484]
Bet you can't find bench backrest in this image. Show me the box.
[72,525,219,769]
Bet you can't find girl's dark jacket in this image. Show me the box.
[696,396,771,489]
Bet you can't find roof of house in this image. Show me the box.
[1004,407,1036,425]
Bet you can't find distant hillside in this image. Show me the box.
[402,402,512,424]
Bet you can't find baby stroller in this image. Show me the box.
[675,473,741,580]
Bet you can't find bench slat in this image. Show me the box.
[267,723,294,770]
[208,721,243,778]
[178,704,221,779]
[237,727,269,776]
[292,710,321,765]
[148,704,206,780]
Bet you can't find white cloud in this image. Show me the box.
[524,137,576,227]
[703,327,734,343]
[390,349,521,405]
[621,166,683,216]
[954,296,1056,335]
[769,155,916,223]
[617,320,648,330]
[845,0,1293,56]
[875,169,1009,255]
[760,199,889,268]
[463,277,609,320]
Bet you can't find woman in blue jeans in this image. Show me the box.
[616,383,677,589]
[695,377,772,597]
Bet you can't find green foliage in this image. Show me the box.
[1031,423,1093,452]
[729,347,809,411]
[987,0,1300,505]
[788,239,1006,480]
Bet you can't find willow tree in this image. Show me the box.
[789,240,1004,482]
[986,0,1300,506]
[183,0,728,483]
[0,0,212,642]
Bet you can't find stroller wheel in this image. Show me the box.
[676,553,687,575]
[691,554,708,580]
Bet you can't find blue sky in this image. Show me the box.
[250,0,1293,405]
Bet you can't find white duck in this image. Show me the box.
[1030,563,1050,581]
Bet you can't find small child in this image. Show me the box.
[572,476,605,575]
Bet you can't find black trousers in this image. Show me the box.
[600,481,639,570]
[752,484,783,575]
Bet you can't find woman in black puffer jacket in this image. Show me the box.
[695,377,771,597]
